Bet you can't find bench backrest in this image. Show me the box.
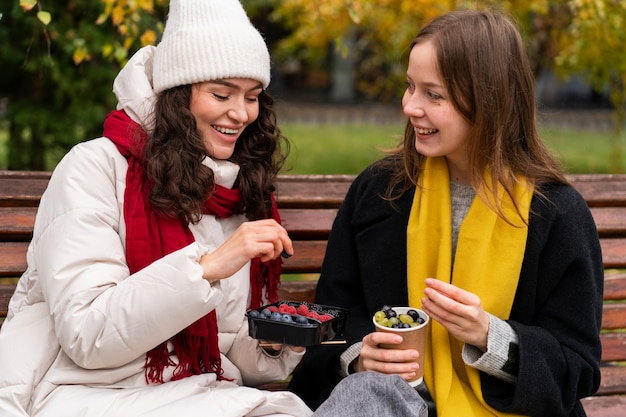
[1,170,625,398]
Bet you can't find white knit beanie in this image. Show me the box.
[153,0,271,93]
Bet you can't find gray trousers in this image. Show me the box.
[312,372,428,417]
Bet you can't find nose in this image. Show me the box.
[227,99,249,123]
[402,93,426,118]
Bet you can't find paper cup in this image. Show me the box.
[373,307,429,385]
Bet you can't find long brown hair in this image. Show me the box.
[380,9,567,218]
[144,86,289,223]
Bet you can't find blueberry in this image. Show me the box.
[270,312,283,321]
[248,310,260,318]
[295,316,308,324]
[261,308,272,318]
[281,314,293,322]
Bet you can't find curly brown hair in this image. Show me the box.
[144,86,289,224]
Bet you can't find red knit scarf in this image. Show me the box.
[103,109,282,384]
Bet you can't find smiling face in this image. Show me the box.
[402,40,472,183]
[189,78,262,160]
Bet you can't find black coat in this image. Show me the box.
[289,160,603,417]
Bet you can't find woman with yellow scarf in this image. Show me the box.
[290,9,603,417]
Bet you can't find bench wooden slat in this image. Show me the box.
[597,367,626,396]
[0,207,37,241]
[275,175,353,209]
[0,175,50,208]
[602,303,626,331]
[0,285,13,318]
[277,279,318,304]
[2,171,626,206]
[590,207,626,236]
[582,394,626,417]
[282,241,327,273]
[601,333,626,363]
[599,239,626,269]
[0,243,28,278]
[280,209,336,239]
[567,174,626,207]
[0,207,624,241]
[605,273,626,300]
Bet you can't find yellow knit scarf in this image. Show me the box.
[407,157,532,416]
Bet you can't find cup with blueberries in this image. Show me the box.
[373,305,429,385]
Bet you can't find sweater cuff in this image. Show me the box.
[462,313,519,384]
[339,342,363,377]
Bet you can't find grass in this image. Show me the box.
[541,128,626,174]
[281,123,626,175]
[281,123,402,175]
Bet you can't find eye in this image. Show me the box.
[405,81,415,93]
[428,90,443,100]
[245,95,259,103]
[212,93,228,101]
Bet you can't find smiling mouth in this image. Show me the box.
[213,125,239,136]
[415,127,438,135]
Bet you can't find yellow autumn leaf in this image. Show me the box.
[37,11,51,25]
[96,13,109,25]
[137,0,155,12]
[102,43,114,58]
[19,0,37,12]
[123,37,134,50]
[112,5,125,26]
[72,46,90,65]
[140,29,157,46]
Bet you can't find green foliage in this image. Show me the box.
[1,1,114,168]
[0,0,165,170]
[555,0,626,129]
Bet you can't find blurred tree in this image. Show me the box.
[0,0,164,170]
[3,0,624,170]
[270,0,624,111]
[554,0,625,170]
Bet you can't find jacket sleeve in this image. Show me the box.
[482,184,604,417]
[34,141,224,370]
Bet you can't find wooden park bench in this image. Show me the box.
[0,169,625,416]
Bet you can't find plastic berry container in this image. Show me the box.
[246,301,348,346]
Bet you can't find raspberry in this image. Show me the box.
[278,303,291,313]
[268,306,279,312]
[319,314,333,322]
[296,304,310,316]
[308,311,321,320]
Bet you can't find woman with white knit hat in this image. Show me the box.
[0,1,313,416]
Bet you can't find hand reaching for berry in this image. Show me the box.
[421,277,490,351]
